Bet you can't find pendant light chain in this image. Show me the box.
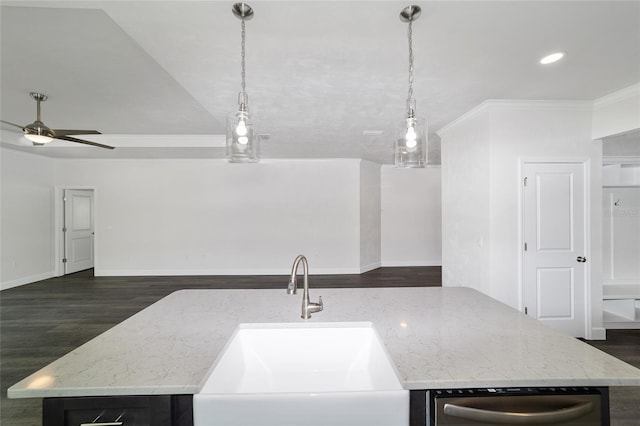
[237,18,248,109]
[406,18,414,116]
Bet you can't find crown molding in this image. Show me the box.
[75,134,226,148]
[0,133,227,148]
[594,83,640,109]
[437,99,592,136]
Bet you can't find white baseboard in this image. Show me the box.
[95,267,368,276]
[1,271,55,291]
[360,262,382,273]
[381,260,442,267]
[589,327,607,340]
[2,263,432,288]
[603,321,640,330]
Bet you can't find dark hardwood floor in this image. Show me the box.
[584,330,640,425]
[1,267,638,425]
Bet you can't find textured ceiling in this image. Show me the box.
[1,1,639,162]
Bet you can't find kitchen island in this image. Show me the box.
[9,287,640,424]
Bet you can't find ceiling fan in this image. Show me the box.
[0,92,114,150]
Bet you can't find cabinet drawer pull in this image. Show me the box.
[81,411,125,426]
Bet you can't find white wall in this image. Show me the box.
[1,150,443,288]
[54,158,363,275]
[1,149,56,289]
[439,101,603,337]
[381,165,442,267]
[359,160,381,272]
[439,111,491,292]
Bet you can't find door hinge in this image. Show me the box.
[525,307,528,315]
[523,177,528,186]
[62,258,67,263]
[524,242,528,251]
[62,227,67,233]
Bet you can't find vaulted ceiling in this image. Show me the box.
[1,1,639,162]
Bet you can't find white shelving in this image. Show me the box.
[602,159,640,329]
[602,282,640,329]
[603,162,640,186]
[603,285,640,329]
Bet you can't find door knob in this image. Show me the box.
[577,256,587,263]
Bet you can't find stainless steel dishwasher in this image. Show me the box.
[426,387,609,425]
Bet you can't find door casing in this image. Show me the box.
[54,186,97,276]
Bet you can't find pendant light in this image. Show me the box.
[395,5,426,168]
[226,3,259,163]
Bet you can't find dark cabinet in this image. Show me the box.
[43,395,192,426]
[410,390,428,426]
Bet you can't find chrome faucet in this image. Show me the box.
[287,255,323,319]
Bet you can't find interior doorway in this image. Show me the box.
[521,161,588,337]
[56,188,95,276]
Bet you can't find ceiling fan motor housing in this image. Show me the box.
[25,120,55,138]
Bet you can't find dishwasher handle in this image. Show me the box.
[443,400,594,424]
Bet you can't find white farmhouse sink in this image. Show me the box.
[193,322,408,426]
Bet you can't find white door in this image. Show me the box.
[64,189,94,274]
[522,162,587,337]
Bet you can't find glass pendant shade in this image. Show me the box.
[226,104,259,163]
[395,114,426,168]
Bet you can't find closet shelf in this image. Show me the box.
[603,284,640,329]
[603,284,640,300]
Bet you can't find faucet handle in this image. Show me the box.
[308,296,323,314]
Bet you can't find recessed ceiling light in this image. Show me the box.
[540,52,566,65]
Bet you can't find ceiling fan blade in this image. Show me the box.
[52,129,102,136]
[0,119,25,130]
[55,135,115,150]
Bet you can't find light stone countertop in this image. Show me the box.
[8,287,640,398]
